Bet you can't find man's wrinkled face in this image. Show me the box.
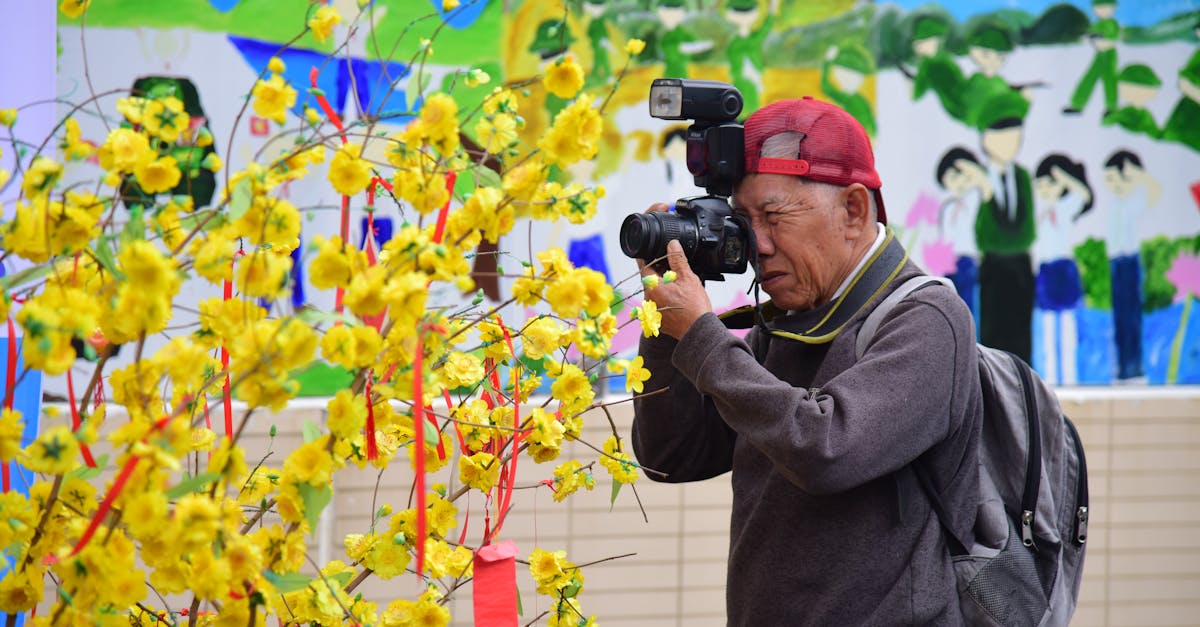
[731,174,860,311]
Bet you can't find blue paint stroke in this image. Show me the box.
[1076,307,1114,384]
[567,233,611,283]
[1144,299,1200,384]
[290,236,306,310]
[227,36,413,122]
[430,0,490,29]
[880,0,1195,28]
[209,0,240,12]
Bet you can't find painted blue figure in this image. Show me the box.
[1103,150,1161,380]
[935,146,993,318]
[1032,154,1093,385]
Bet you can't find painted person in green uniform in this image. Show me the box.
[975,89,1036,363]
[1064,0,1119,115]
[1102,64,1162,139]
[908,13,967,123]
[1162,31,1200,153]
[723,0,776,116]
[821,43,877,136]
[962,19,1032,130]
[655,0,692,79]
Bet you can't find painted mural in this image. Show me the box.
[42,0,1200,387]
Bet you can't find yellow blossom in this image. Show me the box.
[624,355,651,394]
[625,38,647,55]
[0,109,15,127]
[308,5,342,43]
[251,74,297,124]
[59,0,90,18]
[21,157,62,198]
[550,363,594,417]
[59,117,94,160]
[543,55,586,99]
[268,56,286,74]
[458,451,500,492]
[97,126,154,174]
[20,425,80,475]
[135,154,182,194]
[141,97,189,142]
[0,410,22,462]
[551,459,595,502]
[309,235,361,290]
[600,435,640,484]
[327,389,367,440]
[0,567,42,613]
[328,142,373,196]
[442,0,460,10]
[235,247,292,299]
[282,436,335,486]
[634,299,662,337]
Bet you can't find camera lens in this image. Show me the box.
[620,213,661,260]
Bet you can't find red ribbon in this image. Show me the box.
[490,318,521,539]
[3,316,14,492]
[65,370,98,468]
[412,336,426,577]
[220,251,245,441]
[364,373,377,461]
[65,416,171,558]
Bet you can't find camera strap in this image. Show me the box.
[717,227,908,344]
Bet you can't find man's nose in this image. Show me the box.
[753,223,773,256]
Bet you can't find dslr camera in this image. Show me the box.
[619,78,751,282]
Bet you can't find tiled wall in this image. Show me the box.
[289,387,1200,626]
[41,388,1200,624]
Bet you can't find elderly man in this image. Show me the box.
[630,97,983,625]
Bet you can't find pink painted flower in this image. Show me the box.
[1165,250,1200,302]
[906,191,940,229]
[922,239,957,276]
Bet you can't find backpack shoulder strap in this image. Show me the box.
[855,275,955,360]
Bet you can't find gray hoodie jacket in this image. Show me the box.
[631,257,983,626]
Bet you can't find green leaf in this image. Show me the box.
[297,482,333,531]
[609,479,622,510]
[178,209,226,234]
[262,570,314,594]
[0,263,52,292]
[164,472,222,499]
[121,204,146,244]
[308,87,326,98]
[422,421,441,448]
[67,454,109,481]
[327,570,353,587]
[302,419,322,443]
[227,178,253,222]
[91,235,124,279]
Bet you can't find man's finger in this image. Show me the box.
[666,240,694,277]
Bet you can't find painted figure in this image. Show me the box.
[582,0,612,85]
[1065,0,1119,115]
[822,42,877,136]
[723,0,776,116]
[962,19,1032,131]
[1102,63,1163,139]
[1161,33,1200,153]
[909,13,967,122]
[656,0,691,79]
[934,146,992,316]
[1032,154,1093,385]
[1103,149,1161,380]
[975,90,1036,364]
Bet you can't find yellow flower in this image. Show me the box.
[309,235,361,290]
[438,351,484,390]
[543,55,586,99]
[458,452,500,492]
[521,317,567,360]
[251,74,297,124]
[309,5,342,43]
[362,533,412,579]
[0,109,16,127]
[635,299,662,338]
[550,363,594,417]
[60,118,94,161]
[327,389,367,440]
[328,143,373,196]
[600,435,639,484]
[0,410,23,463]
[268,56,286,74]
[20,425,80,475]
[528,548,581,596]
[134,154,182,194]
[59,0,90,19]
[414,93,460,152]
[97,127,154,174]
[235,247,292,299]
[625,38,647,55]
[551,459,595,502]
[0,567,42,613]
[538,96,603,168]
[320,324,358,369]
[20,157,61,198]
[624,355,651,394]
[141,97,189,143]
[465,67,491,87]
[442,0,460,10]
[282,437,335,486]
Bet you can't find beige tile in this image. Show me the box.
[1110,447,1200,471]
[1111,421,1200,446]
[1108,499,1200,525]
[1106,575,1200,603]
[1108,548,1200,576]
[1109,470,1200,499]
[1107,599,1200,626]
[1107,523,1200,550]
[1059,397,1112,420]
[1070,603,1108,627]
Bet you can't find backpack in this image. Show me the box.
[856,275,1090,627]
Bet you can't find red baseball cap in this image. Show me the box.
[742,96,887,224]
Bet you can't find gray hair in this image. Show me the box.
[757,132,879,221]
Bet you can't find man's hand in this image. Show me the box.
[640,237,713,340]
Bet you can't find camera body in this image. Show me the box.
[620,78,751,281]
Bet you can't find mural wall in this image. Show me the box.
[39,0,1200,386]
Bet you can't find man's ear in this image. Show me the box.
[841,183,872,235]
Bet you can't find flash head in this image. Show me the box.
[649,78,743,122]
